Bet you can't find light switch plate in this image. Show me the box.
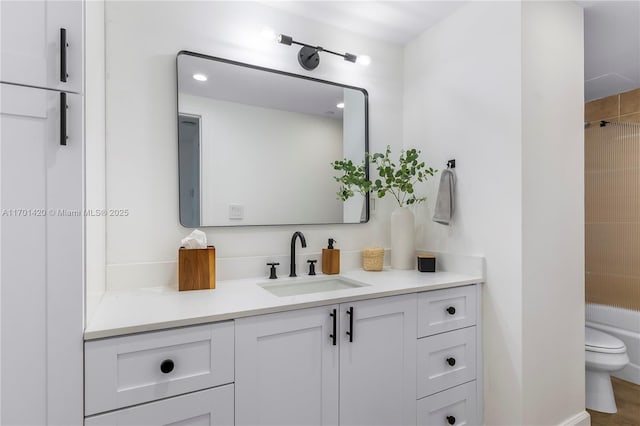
[228,204,244,220]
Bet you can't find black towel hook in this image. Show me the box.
[447,159,456,169]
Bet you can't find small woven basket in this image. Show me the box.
[362,247,384,271]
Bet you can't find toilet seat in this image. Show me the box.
[585,327,626,354]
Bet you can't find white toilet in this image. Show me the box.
[585,326,629,413]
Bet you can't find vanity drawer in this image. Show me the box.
[85,383,234,426]
[85,321,234,416]
[417,326,476,398]
[418,285,477,337]
[417,381,478,426]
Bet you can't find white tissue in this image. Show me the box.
[181,229,207,249]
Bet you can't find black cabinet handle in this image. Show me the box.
[446,306,456,315]
[60,93,67,146]
[60,28,68,82]
[346,307,354,342]
[446,415,456,425]
[329,308,337,346]
[446,357,456,367]
[160,359,175,374]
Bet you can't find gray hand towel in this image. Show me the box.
[432,168,456,225]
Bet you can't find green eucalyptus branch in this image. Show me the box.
[331,145,437,208]
[331,158,371,201]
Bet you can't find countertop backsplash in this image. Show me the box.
[104,249,484,290]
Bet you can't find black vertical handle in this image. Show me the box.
[60,28,68,82]
[329,309,337,346]
[60,92,67,146]
[346,307,354,342]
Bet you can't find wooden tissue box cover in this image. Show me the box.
[179,246,216,291]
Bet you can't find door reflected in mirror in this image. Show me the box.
[177,51,369,227]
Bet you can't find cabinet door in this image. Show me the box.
[0,83,83,425]
[235,305,339,426]
[0,0,83,92]
[339,294,417,426]
[85,384,234,426]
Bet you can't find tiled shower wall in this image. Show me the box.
[585,88,640,311]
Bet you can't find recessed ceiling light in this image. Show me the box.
[193,73,207,82]
[336,102,345,109]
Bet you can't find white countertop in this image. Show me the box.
[84,269,483,340]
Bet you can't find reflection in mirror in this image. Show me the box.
[177,51,368,227]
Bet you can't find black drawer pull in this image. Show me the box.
[447,415,456,425]
[160,359,175,374]
[446,357,456,367]
[329,308,337,346]
[60,28,68,82]
[346,307,354,342]
[60,92,67,146]
[446,306,456,315]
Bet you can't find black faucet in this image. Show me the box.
[290,231,307,277]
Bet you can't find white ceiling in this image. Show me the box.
[263,1,467,45]
[263,1,640,102]
[581,1,640,101]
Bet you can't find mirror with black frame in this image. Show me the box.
[177,51,369,227]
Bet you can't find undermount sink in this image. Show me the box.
[258,276,367,297]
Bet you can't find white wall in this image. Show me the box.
[521,2,585,424]
[85,0,106,322]
[404,2,524,423]
[103,1,403,288]
[405,2,585,424]
[180,94,343,226]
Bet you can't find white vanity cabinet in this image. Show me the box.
[235,293,417,426]
[416,285,480,426]
[0,0,83,93]
[84,322,235,425]
[85,385,235,426]
[84,282,482,425]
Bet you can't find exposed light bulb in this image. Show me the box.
[193,73,207,82]
[260,27,276,42]
[356,55,371,66]
[336,102,345,109]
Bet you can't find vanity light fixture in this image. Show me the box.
[192,73,207,82]
[260,27,277,42]
[336,102,345,109]
[356,55,371,66]
[277,33,364,71]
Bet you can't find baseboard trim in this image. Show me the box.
[559,410,590,426]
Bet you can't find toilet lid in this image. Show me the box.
[585,327,626,354]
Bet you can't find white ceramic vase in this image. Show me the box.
[390,206,415,269]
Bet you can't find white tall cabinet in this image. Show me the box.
[235,294,417,426]
[0,1,84,424]
[0,0,83,93]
